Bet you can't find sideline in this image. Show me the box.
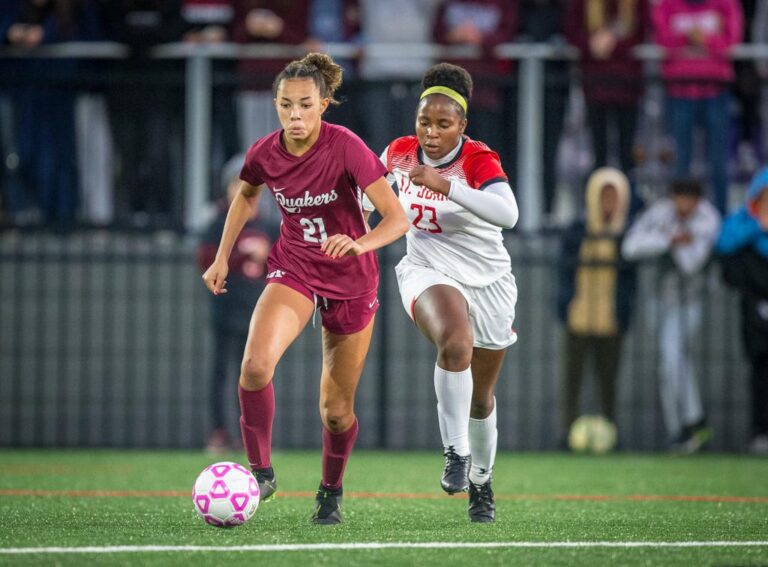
[2,541,768,555]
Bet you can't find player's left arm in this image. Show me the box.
[408,164,519,229]
[321,177,408,258]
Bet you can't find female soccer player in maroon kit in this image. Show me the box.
[202,52,408,524]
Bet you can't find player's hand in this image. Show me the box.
[246,9,284,39]
[202,258,229,295]
[589,29,616,59]
[321,234,365,258]
[446,22,482,45]
[8,23,43,47]
[408,165,450,196]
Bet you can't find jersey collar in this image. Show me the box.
[418,137,464,169]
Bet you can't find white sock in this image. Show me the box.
[434,365,473,456]
[468,399,497,485]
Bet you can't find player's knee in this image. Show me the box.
[239,355,275,391]
[319,404,354,433]
[436,332,473,371]
[471,397,494,419]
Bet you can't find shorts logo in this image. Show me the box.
[368,298,379,309]
[267,269,285,279]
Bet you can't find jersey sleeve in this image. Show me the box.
[379,145,397,185]
[464,149,508,190]
[239,142,264,187]
[343,131,388,191]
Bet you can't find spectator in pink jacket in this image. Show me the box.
[652,0,743,214]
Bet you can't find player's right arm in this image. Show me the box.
[362,145,396,224]
[322,176,408,258]
[202,180,264,295]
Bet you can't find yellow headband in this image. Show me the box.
[420,86,467,113]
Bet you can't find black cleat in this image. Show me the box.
[440,448,471,494]
[311,483,343,525]
[253,467,277,502]
[468,479,496,523]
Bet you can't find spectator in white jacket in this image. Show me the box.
[622,179,721,453]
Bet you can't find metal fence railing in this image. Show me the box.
[2,42,767,232]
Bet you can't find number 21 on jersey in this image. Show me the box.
[410,203,442,233]
[301,217,328,243]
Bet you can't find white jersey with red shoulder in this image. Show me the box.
[383,135,511,286]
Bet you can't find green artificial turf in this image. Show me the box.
[0,450,766,566]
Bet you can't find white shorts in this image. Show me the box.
[395,258,518,350]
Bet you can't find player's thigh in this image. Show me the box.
[466,271,517,350]
[319,316,376,408]
[241,282,314,381]
[413,284,472,347]
[395,261,472,346]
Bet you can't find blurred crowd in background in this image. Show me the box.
[0,0,766,229]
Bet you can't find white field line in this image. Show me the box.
[1,541,767,554]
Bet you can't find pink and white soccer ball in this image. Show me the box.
[192,461,260,527]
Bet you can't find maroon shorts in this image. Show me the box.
[265,270,379,335]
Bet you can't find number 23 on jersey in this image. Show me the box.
[410,203,442,233]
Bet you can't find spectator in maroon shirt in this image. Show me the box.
[566,0,648,189]
[232,0,310,147]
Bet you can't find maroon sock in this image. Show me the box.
[238,383,275,470]
[321,418,359,490]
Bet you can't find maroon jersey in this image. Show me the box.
[240,122,387,299]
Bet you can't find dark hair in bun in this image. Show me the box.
[273,52,343,106]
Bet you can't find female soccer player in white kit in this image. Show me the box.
[367,63,519,522]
